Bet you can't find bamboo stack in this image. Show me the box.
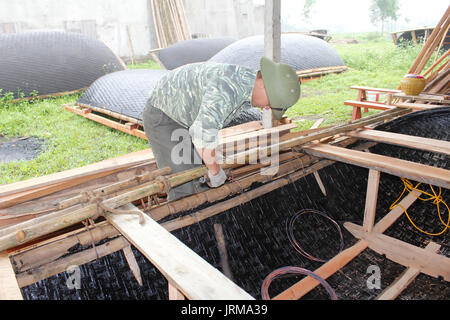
[406,6,450,95]
[150,0,191,48]
[0,108,410,252]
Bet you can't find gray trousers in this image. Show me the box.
[142,104,209,201]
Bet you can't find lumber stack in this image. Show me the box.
[150,0,191,48]
[407,6,450,95]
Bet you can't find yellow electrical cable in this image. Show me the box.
[390,178,450,236]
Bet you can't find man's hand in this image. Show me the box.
[208,167,227,188]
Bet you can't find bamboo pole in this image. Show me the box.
[0,109,402,251]
[161,159,336,232]
[408,6,450,74]
[58,167,171,210]
[150,0,161,48]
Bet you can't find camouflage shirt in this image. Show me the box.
[148,62,257,149]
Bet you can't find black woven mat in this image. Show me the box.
[21,108,450,300]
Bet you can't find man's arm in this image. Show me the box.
[196,147,220,175]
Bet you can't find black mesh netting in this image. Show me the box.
[156,37,237,70]
[0,31,126,98]
[76,68,262,125]
[21,107,449,300]
[209,33,345,71]
[76,69,169,120]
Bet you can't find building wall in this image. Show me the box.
[183,0,264,39]
[0,0,264,60]
[0,0,152,59]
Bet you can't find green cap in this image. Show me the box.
[259,56,301,120]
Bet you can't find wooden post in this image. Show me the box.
[264,0,281,62]
[363,169,380,232]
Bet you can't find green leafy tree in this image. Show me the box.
[369,0,400,33]
[302,0,316,21]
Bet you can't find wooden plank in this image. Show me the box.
[347,129,450,156]
[168,282,185,300]
[0,251,22,300]
[363,169,380,233]
[344,223,450,281]
[303,143,450,189]
[65,105,148,140]
[122,245,143,286]
[220,123,296,145]
[344,101,392,110]
[105,203,254,300]
[394,102,443,111]
[0,148,154,198]
[217,121,264,139]
[376,242,441,300]
[273,190,421,300]
[350,86,402,94]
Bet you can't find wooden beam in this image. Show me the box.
[303,143,450,189]
[122,245,143,286]
[344,223,450,281]
[363,169,380,233]
[16,236,130,288]
[0,251,22,300]
[347,129,450,156]
[168,282,185,300]
[376,242,441,300]
[105,203,254,300]
[273,190,421,300]
[0,148,154,198]
[264,0,281,62]
[65,104,148,140]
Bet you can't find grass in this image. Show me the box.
[0,33,424,184]
[286,36,422,130]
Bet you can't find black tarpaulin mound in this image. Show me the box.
[20,110,449,300]
[76,68,262,125]
[0,31,126,98]
[76,69,169,120]
[155,37,237,70]
[209,33,345,71]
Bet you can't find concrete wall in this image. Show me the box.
[183,0,264,39]
[0,0,264,60]
[0,0,152,59]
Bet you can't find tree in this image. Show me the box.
[302,0,316,22]
[369,0,400,33]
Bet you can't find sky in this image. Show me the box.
[253,0,449,33]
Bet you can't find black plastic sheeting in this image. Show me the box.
[0,31,126,98]
[156,37,237,70]
[209,34,345,71]
[77,69,169,120]
[20,108,449,300]
[76,69,262,125]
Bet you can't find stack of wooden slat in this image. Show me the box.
[407,6,450,95]
[150,0,191,48]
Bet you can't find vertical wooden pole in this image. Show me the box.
[363,169,380,233]
[264,0,281,62]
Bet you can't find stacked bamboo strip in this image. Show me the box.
[405,6,450,94]
[150,0,191,48]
